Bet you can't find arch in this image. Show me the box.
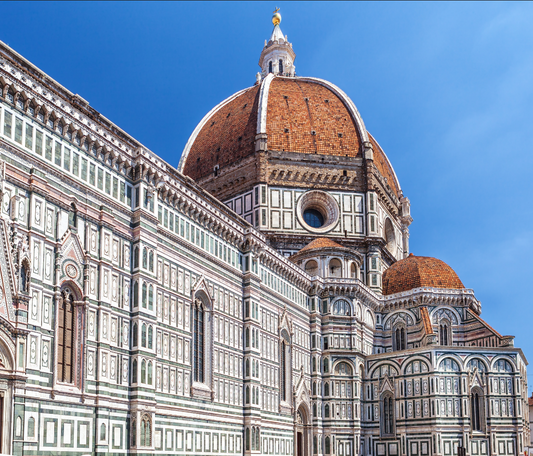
[332,359,355,376]
[304,259,318,276]
[402,357,431,375]
[278,59,283,74]
[140,414,151,447]
[392,322,406,351]
[439,317,452,346]
[350,262,357,279]
[328,258,342,278]
[466,357,488,373]
[369,361,401,379]
[430,306,460,326]
[438,357,461,372]
[470,386,485,432]
[384,218,395,255]
[269,61,273,73]
[380,391,395,436]
[490,356,515,373]
[330,298,351,316]
[383,310,416,330]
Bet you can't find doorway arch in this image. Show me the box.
[295,404,311,456]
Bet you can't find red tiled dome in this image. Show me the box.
[179,76,400,197]
[382,254,465,296]
[298,237,344,253]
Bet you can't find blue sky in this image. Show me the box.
[2,2,532,390]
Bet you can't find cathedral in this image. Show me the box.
[0,9,528,456]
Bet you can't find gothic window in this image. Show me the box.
[312,382,317,396]
[246,358,250,377]
[131,418,136,447]
[148,285,153,311]
[148,361,153,385]
[324,382,329,397]
[393,324,406,351]
[149,251,154,271]
[132,359,138,383]
[279,59,283,74]
[148,326,153,349]
[193,299,205,383]
[325,436,331,454]
[142,283,147,308]
[439,318,451,346]
[68,203,77,228]
[57,287,76,384]
[269,61,273,73]
[132,323,138,347]
[246,386,250,404]
[100,423,106,441]
[380,392,395,436]
[245,327,250,347]
[323,357,329,373]
[470,387,484,432]
[20,260,30,293]
[140,414,151,447]
[280,329,291,402]
[134,247,139,269]
[246,427,250,450]
[141,324,147,347]
[141,359,146,383]
[325,404,330,418]
[142,248,148,269]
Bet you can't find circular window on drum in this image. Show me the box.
[296,190,339,234]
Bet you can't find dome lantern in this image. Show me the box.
[258,8,296,78]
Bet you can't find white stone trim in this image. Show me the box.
[256,73,275,135]
[177,86,254,172]
[367,132,402,193]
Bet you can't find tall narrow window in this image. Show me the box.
[279,59,283,74]
[280,339,287,401]
[269,61,273,73]
[380,392,394,436]
[68,203,77,228]
[57,288,75,383]
[471,388,484,431]
[439,319,451,346]
[393,325,406,351]
[193,299,205,382]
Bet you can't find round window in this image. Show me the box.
[303,209,324,228]
[296,190,339,234]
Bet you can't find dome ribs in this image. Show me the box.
[266,78,361,156]
[183,85,260,181]
[382,254,465,296]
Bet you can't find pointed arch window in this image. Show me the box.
[380,392,395,436]
[439,318,451,346]
[280,329,291,402]
[269,61,273,73]
[470,387,485,432]
[279,59,283,74]
[57,287,77,384]
[140,414,151,447]
[141,359,146,383]
[68,203,77,228]
[193,299,205,383]
[132,359,138,383]
[393,324,406,351]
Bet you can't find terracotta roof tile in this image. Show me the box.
[382,253,464,295]
[368,133,400,198]
[299,237,344,253]
[529,394,533,406]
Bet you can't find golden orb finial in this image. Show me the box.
[272,7,281,26]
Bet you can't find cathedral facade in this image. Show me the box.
[0,11,528,456]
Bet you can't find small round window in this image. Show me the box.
[303,209,324,228]
[296,190,340,234]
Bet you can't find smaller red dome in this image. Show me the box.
[382,254,464,295]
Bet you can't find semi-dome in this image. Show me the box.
[178,75,401,198]
[382,254,465,296]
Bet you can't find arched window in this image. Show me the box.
[393,325,406,351]
[141,324,147,347]
[68,203,77,228]
[470,387,484,431]
[380,392,394,436]
[314,436,317,454]
[193,299,205,383]
[305,260,318,276]
[312,382,317,396]
[325,404,330,418]
[329,259,342,278]
[100,423,106,441]
[132,323,138,347]
[141,359,146,383]
[134,247,139,269]
[246,358,250,377]
[324,382,330,397]
[280,330,290,402]
[269,61,273,73]
[313,403,317,417]
[148,361,153,385]
[384,218,395,255]
[350,262,357,278]
[148,285,153,311]
[140,414,151,447]
[246,386,250,404]
[58,288,76,384]
[133,281,139,307]
[27,417,35,438]
[149,251,154,271]
[131,418,136,447]
[142,248,148,269]
[246,427,250,450]
[142,283,147,308]
[148,326,153,349]
[439,319,451,346]
[323,357,329,373]
[255,427,260,450]
[325,436,331,454]
[132,359,138,383]
[245,328,250,347]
